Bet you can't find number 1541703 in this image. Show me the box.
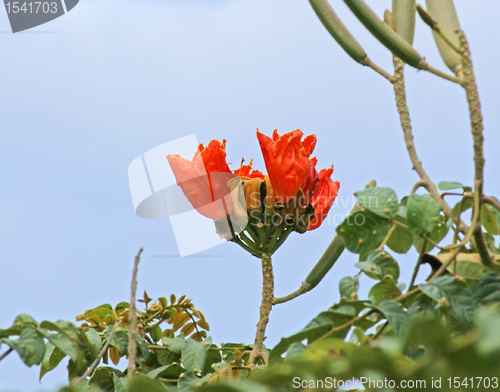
[5,2,58,14]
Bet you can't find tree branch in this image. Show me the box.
[0,348,13,362]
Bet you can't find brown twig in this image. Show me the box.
[74,320,123,386]
[311,310,376,346]
[0,348,13,362]
[248,253,274,365]
[421,62,462,84]
[128,248,143,382]
[367,321,388,343]
[361,57,394,83]
[409,241,428,291]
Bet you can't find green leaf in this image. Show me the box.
[474,273,500,305]
[0,327,21,338]
[85,328,102,356]
[451,198,473,220]
[420,276,479,325]
[303,311,352,342]
[203,344,222,375]
[269,323,334,363]
[413,218,449,253]
[354,187,399,219]
[129,374,169,392]
[113,373,129,392]
[270,310,357,362]
[438,181,471,191]
[476,308,500,355]
[331,300,372,316]
[43,332,79,362]
[373,300,409,336]
[162,333,186,354]
[446,261,490,281]
[14,314,39,327]
[181,336,211,372]
[150,326,162,343]
[284,342,306,361]
[89,367,122,391]
[157,349,180,366]
[40,320,79,342]
[337,209,392,254]
[39,342,66,381]
[355,249,400,281]
[387,220,413,254]
[178,370,211,390]
[407,295,438,321]
[147,363,185,380]
[76,304,114,322]
[103,326,128,356]
[369,279,402,305]
[406,194,443,235]
[134,332,150,363]
[339,273,360,299]
[482,203,500,235]
[2,327,45,367]
[202,382,270,392]
[404,318,448,349]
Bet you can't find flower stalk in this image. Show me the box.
[248,253,274,366]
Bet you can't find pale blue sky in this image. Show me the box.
[1,0,499,390]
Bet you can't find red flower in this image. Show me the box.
[257,129,316,204]
[308,166,340,230]
[234,159,265,180]
[302,157,320,206]
[167,140,235,220]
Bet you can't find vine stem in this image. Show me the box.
[248,253,274,366]
[128,248,143,382]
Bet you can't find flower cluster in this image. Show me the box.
[167,130,339,255]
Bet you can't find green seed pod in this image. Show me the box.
[344,0,423,68]
[392,0,416,44]
[416,3,438,31]
[309,0,367,63]
[304,234,345,290]
[425,0,462,72]
[303,179,377,290]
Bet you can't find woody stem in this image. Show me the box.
[248,253,274,365]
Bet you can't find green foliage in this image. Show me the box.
[355,249,400,281]
[406,194,443,235]
[2,182,500,391]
